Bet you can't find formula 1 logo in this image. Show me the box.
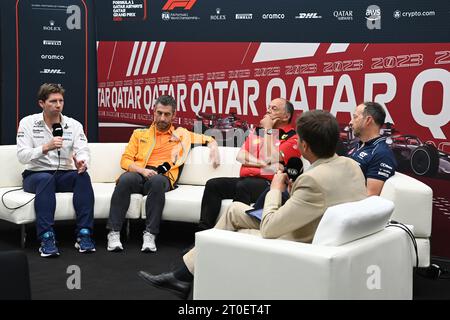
[162,0,196,11]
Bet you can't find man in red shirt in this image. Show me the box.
[198,98,301,229]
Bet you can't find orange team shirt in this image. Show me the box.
[239,124,301,180]
[146,128,178,167]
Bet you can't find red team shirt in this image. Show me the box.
[239,124,301,180]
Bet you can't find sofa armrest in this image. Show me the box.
[194,228,413,300]
[380,172,432,237]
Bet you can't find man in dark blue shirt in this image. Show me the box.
[348,101,397,196]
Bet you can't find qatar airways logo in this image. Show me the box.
[333,10,353,21]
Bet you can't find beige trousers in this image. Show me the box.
[183,201,261,274]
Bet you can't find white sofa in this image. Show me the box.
[380,173,433,267]
[0,143,433,267]
[193,174,433,300]
[194,226,414,300]
[0,144,240,246]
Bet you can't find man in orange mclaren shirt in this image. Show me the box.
[198,98,301,230]
[106,95,220,253]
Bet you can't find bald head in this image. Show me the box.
[267,98,294,126]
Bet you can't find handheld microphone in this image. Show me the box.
[156,162,171,174]
[52,123,63,137]
[52,123,63,156]
[284,157,303,181]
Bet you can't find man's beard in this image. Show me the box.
[156,121,170,131]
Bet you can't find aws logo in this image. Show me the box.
[162,0,197,11]
[366,5,381,30]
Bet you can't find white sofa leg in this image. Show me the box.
[20,225,27,249]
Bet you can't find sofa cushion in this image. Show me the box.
[88,143,128,183]
[178,146,241,186]
[0,184,141,225]
[0,187,36,224]
[0,145,24,188]
[142,185,233,223]
[380,172,432,238]
[312,196,394,246]
[91,183,142,219]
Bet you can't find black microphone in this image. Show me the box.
[52,123,63,156]
[156,162,171,174]
[284,157,303,181]
[52,123,63,137]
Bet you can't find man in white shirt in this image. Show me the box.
[17,83,95,257]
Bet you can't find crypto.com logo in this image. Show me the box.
[162,0,197,11]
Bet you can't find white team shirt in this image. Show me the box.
[16,112,90,171]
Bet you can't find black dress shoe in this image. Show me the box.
[138,271,191,299]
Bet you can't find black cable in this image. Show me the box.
[389,220,417,248]
[386,221,419,269]
[387,222,418,267]
[388,221,450,280]
[1,151,61,211]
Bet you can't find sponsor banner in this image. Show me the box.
[97,41,450,258]
[0,0,98,144]
[98,41,450,144]
[17,0,87,127]
[161,0,200,21]
[94,0,450,42]
[112,0,147,21]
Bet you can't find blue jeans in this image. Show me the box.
[23,170,95,238]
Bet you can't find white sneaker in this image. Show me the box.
[141,231,156,252]
[107,231,123,252]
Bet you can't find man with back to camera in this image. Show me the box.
[106,95,220,253]
[197,98,301,230]
[137,110,367,299]
[348,101,397,196]
[16,83,95,257]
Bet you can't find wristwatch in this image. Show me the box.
[265,129,273,135]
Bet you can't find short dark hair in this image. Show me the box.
[296,110,339,158]
[37,83,65,101]
[362,101,386,127]
[155,95,176,113]
[284,100,294,123]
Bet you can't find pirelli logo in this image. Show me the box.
[43,40,62,46]
[162,0,196,11]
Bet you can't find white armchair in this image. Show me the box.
[380,172,432,267]
[193,196,414,300]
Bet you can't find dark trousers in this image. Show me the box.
[106,172,170,235]
[198,177,270,230]
[23,170,94,238]
[253,186,290,210]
